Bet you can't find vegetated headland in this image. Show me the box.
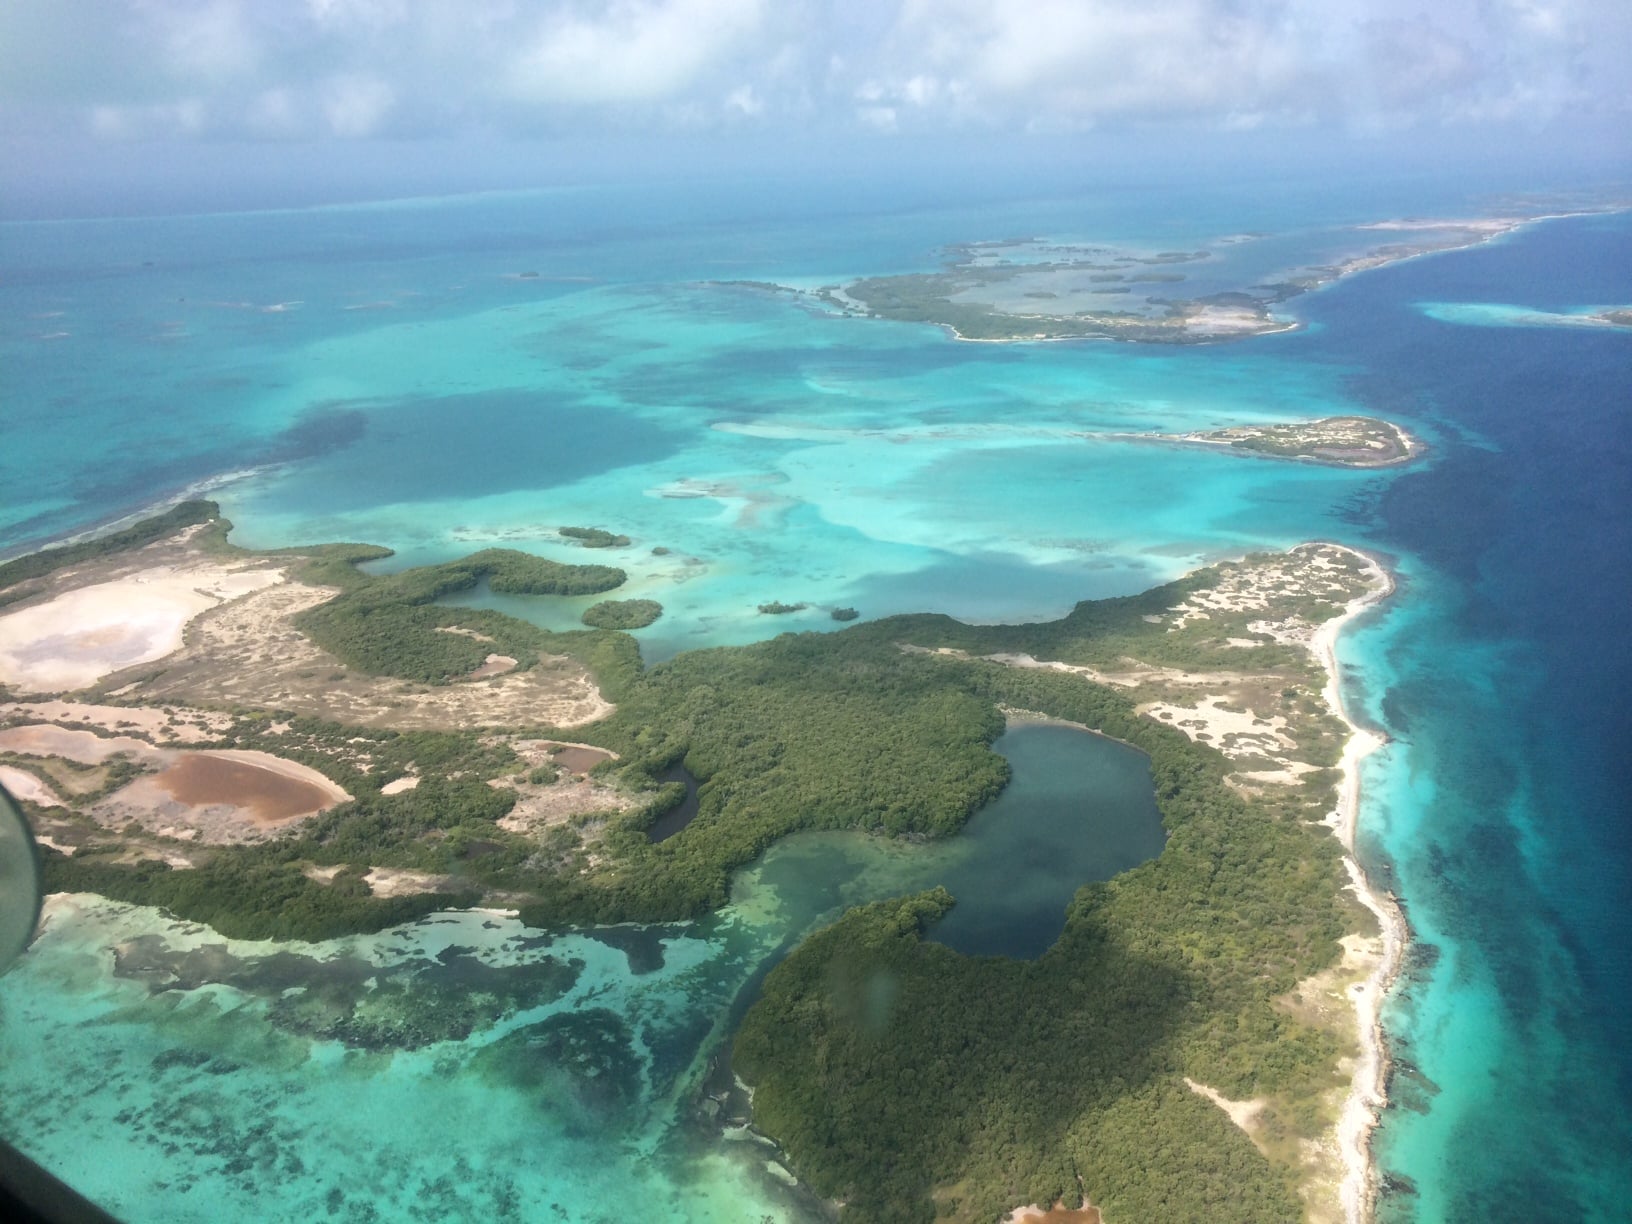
[1,502,1397,1224]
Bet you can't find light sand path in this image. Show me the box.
[1184,1077,1268,1136]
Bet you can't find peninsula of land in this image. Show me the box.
[2,503,1398,1224]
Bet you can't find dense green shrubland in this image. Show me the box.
[28,510,1355,1219]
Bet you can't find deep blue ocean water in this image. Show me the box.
[1302,214,1632,1221]
[1,175,1628,1221]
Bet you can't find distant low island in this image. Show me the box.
[724,214,1566,344]
[1129,415,1425,468]
[0,502,1399,1224]
[560,525,632,548]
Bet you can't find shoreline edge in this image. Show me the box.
[1312,547,1407,1224]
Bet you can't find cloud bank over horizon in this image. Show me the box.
[4,0,1629,147]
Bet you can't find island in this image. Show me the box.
[725,215,1559,344]
[0,502,1400,1224]
[1127,416,1425,468]
[559,525,632,548]
[581,598,663,630]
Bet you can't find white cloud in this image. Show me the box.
[146,0,262,84]
[0,0,1626,144]
[322,74,394,136]
[89,98,208,139]
[901,75,938,107]
[857,104,898,131]
[725,84,763,116]
[247,87,302,137]
[505,0,763,106]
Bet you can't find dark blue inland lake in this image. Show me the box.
[926,723,1167,958]
[748,722,1168,961]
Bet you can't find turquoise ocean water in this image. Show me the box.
[2,174,1628,1220]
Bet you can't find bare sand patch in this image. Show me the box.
[495,771,630,838]
[1184,303,1294,336]
[1161,543,1367,637]
[550,745,612,773]
[1184,1078,1269,1138]
[435,625,496,644]
[1140,695,1296,760]
[380,775,420,795]
[131,579,615,731]
[0,765,65,807]
[0,700,229,743]
[1355,217,1516,234]
[1003,1203,1101,1224]
[469,653,518,678]
[363,867,452,898]
[649,476,792,529]
[0,562,282,691]
[0,724,162,765]
[980,648,1254,691]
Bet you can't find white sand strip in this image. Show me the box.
[1308,548,1406,1224]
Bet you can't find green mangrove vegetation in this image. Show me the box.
[0,499,219,606]
[292,547,626,683]
[581,598,663,630]
[1171,416,1420,467]
[830,251,1271,344]
[560,526,632,548]
[13,505,1368,1221]
[729,645,1351,1222]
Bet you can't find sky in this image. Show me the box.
[2,0,1630,216]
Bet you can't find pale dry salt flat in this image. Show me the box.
[0,562,284,692]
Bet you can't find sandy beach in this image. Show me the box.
[1308,549,1407,1224]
